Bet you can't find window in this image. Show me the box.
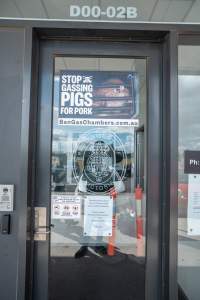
[178,45,200,300]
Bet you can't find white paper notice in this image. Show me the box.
[0,185,14,211]
[84,195,113,236]
[52,194,81,219]
[187,174,200,235]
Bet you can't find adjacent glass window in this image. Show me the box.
[178,46,200,300]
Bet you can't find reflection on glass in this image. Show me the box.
[178,46,200,300]
[49,57,146,300]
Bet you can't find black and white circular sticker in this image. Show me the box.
[73,128,127,193]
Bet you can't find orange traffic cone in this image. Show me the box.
[135,184,144,257]
[107,188,117,256]
[135,184,143,239]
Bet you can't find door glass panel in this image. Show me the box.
[49,57,146,300]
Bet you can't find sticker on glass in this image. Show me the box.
[52,194,81,219]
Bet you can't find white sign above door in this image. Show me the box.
[69,5,138,20]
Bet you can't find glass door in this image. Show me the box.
[33,40,161,300]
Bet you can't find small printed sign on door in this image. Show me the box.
[51,194,81,219]
[83,195,113,236]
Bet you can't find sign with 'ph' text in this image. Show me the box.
[184,150,200,174]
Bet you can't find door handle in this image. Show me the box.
[34,230,50,234]
[34,226,50,234]
[34,224,54,234]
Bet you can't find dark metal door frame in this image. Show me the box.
[30,34,177,300]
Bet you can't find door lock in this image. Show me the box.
[34,207,52,241]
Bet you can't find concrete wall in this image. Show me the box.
[0,28,25,300]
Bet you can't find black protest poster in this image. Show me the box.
[59,70,139,121]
